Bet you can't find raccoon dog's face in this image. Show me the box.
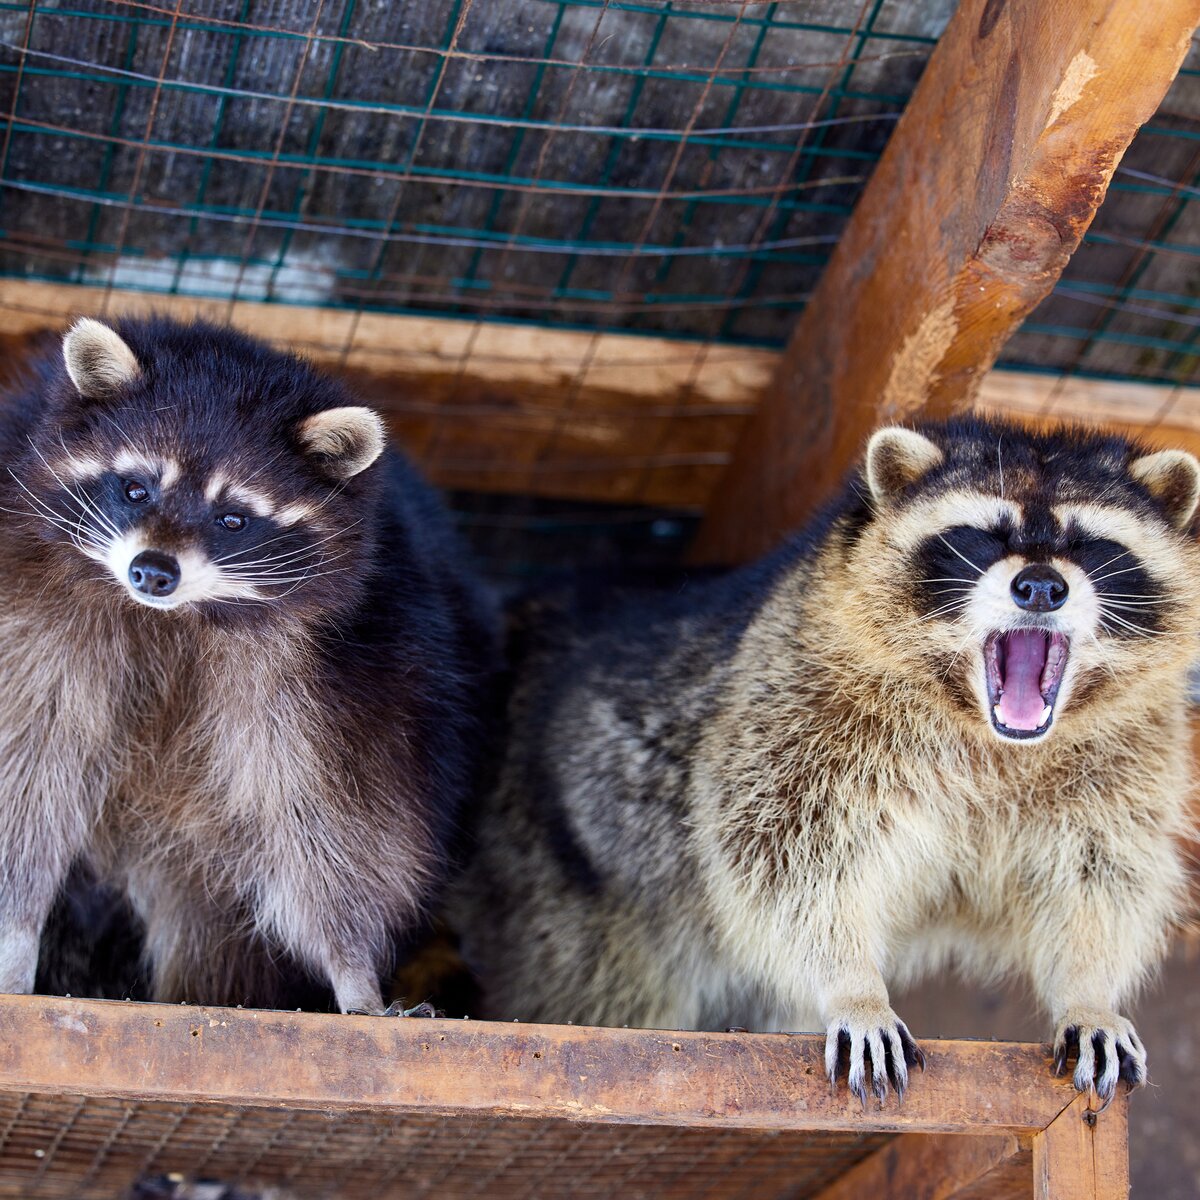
[14,318,386,623]
[854,419,1200,745]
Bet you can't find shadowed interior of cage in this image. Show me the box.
[0,1,1195,585]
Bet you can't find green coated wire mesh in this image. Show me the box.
[0,1,1198,577]
[0,0,946,343]
[0,3,1198,378]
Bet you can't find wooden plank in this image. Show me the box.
[0,279,775,411]
[1032,1092,1129,1199]
[692,0,1200,563]
[0,278,772,509]
[1,275,1197,511]
[810,1132,1032,1200]
[975,371,1200,438]
[0,996,1077,1134]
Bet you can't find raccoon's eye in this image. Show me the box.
[218,513,247,532]
[123,480,149,504]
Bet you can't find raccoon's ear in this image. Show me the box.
[62,318,141,399]
[865,427,944,504]
[1130,449,1200,531]
[297,406,386,479]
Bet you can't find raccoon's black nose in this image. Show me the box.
[1010,563,1068,612]
[129,550,180,598]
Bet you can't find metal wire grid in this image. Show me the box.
[999,35,1200,425]
[0,0,1197,566]
[0,3,1196,384]
[0,0,946,346]
[0,1091,891,1200]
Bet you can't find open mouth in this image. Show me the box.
[983,630,1070,740]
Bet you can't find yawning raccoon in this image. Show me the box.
[452,417,1199,1105]
[0,316,498,1013]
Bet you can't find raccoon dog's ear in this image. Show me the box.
[865,426,944,504]
[297,406,386,479]
[1129,449,1200,531]
[62,318,141,399]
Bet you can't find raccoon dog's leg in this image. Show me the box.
[253,844,394,1016]
[1020,824,1176,1102]
[132,869,259,1006]
[714,819,923,1104]
[814,945,925,1108]
[0,727,103,994]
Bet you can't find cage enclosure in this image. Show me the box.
[0,0,1198,1195]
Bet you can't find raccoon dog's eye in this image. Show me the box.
[218,513,247,532]
[123,481,149,504]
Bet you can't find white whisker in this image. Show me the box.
[936,533,984,576]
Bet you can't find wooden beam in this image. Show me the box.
[692,0,1200,563]
[809,1132,1031,1200]
[0,995,1078,1135]
[975,371,1200,439]
[0,279,773,510]
[1032,1092,1129,1199]
[0,277,1196,513]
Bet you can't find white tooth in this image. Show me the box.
[993,704,1003,721]
[1039,705,1052,725]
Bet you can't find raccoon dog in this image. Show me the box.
[0,317,498,1014]
[454,417,1200,1104]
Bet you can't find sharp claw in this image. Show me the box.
[380,999,440,1018]
[827,1014,922,1104]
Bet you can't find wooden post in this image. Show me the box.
[1033,1092,1130,1200]
[692,0,1200,564]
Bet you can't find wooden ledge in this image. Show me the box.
[0,994,1075,1134]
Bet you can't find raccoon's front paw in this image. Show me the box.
[1053,1008,1146,1103]
[824,1000,925,1107]
[382,999,440,1018]
[345,999,441,1017]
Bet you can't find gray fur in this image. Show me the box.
[453,417,1200,1105]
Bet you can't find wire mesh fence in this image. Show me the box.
[0,0,945,344]
[0,1,1198,571]
[0,1091,891,1200]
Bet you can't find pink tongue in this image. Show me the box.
[996,630,1049,731]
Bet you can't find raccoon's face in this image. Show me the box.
[15,318,386,621]
[853,422,1200,745]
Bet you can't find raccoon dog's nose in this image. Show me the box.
[129,550,180,598]
[1010,563,1068,612]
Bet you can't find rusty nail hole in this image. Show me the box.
[190,1029,199,1037]
[672,1043,681,1052]
[533,1051,542,1059]
[1083,1110,1098,1128]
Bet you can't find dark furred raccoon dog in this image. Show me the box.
[0,317,498,1014]
[454,417,1200,1105]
